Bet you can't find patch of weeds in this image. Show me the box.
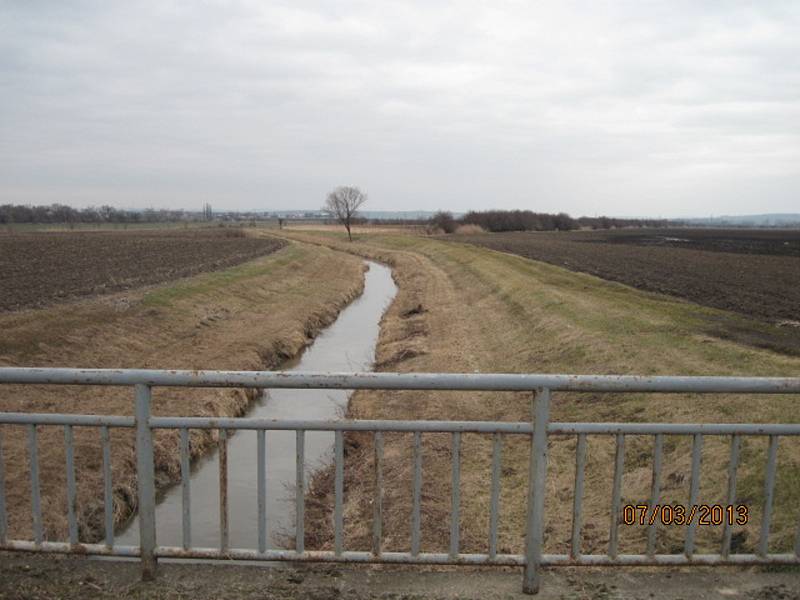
[143,245,296,307]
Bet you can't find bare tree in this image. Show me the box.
[323,186,367,241]
[430,210,457,233]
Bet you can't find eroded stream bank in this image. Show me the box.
[118,260,397,549]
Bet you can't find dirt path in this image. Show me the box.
[1,553,798,599]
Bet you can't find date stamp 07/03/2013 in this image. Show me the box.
[621,504,749,527]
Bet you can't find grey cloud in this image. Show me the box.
[1,1,798,217]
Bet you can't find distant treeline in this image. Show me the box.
[463,210,579,231]
[0,203,198,224]
[3,203,674,231]
[365,218,425,226]
[432,210,671,233]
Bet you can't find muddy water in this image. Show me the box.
[118,261,397,549]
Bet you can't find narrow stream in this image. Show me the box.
[117,260,397,549]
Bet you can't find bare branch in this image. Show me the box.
[323,186,367,241]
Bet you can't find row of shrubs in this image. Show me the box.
[430,210,671,233]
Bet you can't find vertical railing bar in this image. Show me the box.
[218,428,229,553]
[684,433,703,558]
[295,429,305,554]
[0,428,6,544]
[795,514,800,559]
[64,424,78,545]
[449,431,461,559]
[411,431,422,557]
[646,434,663,557]
[101,426,113,548]
[135,384,157,579]
[570,433,587,559]
[608,433,625,559]
[28,424,43,545]
[257,429,266,554]
[372,431,383,557]
[180,428,191,551]
[758,435,779,557]
[488,432,502,559]
[523,388,550,595]
[721,434,740,558]
[334,430,344,557]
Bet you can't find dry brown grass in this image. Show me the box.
[453,224,486,235]
[0,238,364,543]
[284,223,427,235]
[277,230,800,559]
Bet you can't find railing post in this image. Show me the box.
[523,388,550,595]
[135,383,157,580]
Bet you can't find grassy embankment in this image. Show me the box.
[0,239,364,542]
[274,229,800,558]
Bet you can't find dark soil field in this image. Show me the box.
[589,227,800,257]
[0,228,286,312]
[451,228,800,325]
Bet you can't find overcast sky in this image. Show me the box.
[1,1,798,217]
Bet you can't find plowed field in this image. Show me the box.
[0,229,286,312]
[451,229,800,324]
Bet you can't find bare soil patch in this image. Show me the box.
[0,229,286,312]
[595,227,800,257]
[450,229,800,324]
[2,552,799,600]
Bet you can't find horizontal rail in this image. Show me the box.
[149,417,534,433]
[1,540,140,556]
[0,412,134,427]
[151,418,800,436]
[5,414,799,436]
[3,540,798,567]
[1,368,799,393]
[549,423,800,435]
[542,553,800,566]
[0,413,800,436]
[156,546,527,565]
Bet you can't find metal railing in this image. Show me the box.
[1,368,799,594]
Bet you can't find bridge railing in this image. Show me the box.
[1,368,799,595]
